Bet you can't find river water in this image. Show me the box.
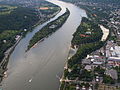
[1,0,86,90]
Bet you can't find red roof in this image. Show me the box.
[80,34,90,37]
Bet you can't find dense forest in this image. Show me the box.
[27,9,70,50]
[0,7,40,32]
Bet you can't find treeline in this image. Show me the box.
[72,17,103,45]
[27,9,70,50]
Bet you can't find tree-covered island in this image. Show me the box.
[27,9,70,51]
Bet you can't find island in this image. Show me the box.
[27,8,70,51]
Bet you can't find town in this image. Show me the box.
[60,0,120,90]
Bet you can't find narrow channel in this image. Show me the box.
[1,0,86,90]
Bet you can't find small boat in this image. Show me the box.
[29,78,32,83]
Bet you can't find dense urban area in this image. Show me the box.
[60,0,120,90]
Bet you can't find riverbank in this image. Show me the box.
[27,8,70,51]
[0,35,22,83]
[60,17,109,90]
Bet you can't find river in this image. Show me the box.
[1,0,86,90]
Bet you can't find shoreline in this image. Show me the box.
[59,19,110,90]
[59,45,78,90]
[0,36,22,83]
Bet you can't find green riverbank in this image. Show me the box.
[60,17,105,90]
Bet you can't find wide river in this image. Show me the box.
[1,0,86,90]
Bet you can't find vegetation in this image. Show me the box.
[72,17,103,45]
[0,6,40,32]
[60,81,66,90]
[63,83,76,90]
[68,17,103,68]
[103,75,115,84]
[0,6,40,62]
[94,66,105,76]
[68,41,104,68]
[27,9,70,50]
[0,30,20,60]
[0,1,61,62]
